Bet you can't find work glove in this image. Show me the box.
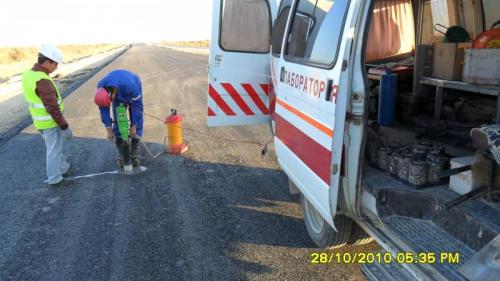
[62,128,73,140]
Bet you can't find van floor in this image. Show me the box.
[363,125,500,280]
[363,165,500,280]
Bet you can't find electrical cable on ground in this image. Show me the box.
[140,136,166,159]
[140,111,273,158]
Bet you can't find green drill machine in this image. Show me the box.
[116,105,130,140]
[115,104,141,171]
[116,105,131,170]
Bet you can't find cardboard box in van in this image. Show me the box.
[432,43,471,81]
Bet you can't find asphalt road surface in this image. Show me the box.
[0,45,379,281]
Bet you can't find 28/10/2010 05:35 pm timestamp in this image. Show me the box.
[310,252,461,265]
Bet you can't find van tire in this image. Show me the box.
[301,194,352,248]
[348,223,374,246]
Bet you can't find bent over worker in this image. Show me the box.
[93,69,144,169]
[22,45,72,185]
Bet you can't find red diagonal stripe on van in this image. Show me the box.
[260,84,270,96]
[242,83,269,115]
[209,84,236,116]
[275,114,331,184]
[221,83,255,116]
[208,107,216,116]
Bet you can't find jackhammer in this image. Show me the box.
[116,105,140,172]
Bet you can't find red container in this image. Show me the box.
[472,28,500,49]
[164,110,188,154]
[165,114,183,124]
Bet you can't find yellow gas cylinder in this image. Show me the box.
[164,109,188,154]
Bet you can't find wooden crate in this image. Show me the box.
[463,49,500,86]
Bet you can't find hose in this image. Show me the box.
[139,111,273,159]
[140,136,166,159]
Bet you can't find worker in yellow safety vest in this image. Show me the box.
[22,45,73,185]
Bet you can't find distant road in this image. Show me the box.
[156,44,209,55]
[0,45,377,281]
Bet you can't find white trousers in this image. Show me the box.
[40,127,69,184]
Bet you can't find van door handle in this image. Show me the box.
[326,79,334,102]
[342,60,348,71]
[325,80,339,103]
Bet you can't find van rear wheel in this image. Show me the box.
[348,223,374,246]
[301,194,352,248]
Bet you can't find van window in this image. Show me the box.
[421,0,459,44]
[271,0,293,57]
[483,0,500,30]
[285,0,350,67]
[220,0,271,53]
[365,0,415,62]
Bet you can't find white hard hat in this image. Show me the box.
[39,44,63,63]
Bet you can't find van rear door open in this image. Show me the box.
[273,0,356,228]
[207,0,278,127]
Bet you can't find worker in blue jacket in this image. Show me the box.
[93,69,144,168]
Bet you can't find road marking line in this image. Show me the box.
[70,171,118,179]
[43,171,118,183]
[42,166,148,183]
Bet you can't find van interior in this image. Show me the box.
[361,0,499,278]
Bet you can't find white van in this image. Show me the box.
[207,0,500,280]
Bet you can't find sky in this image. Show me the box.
[0,0,212,46]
